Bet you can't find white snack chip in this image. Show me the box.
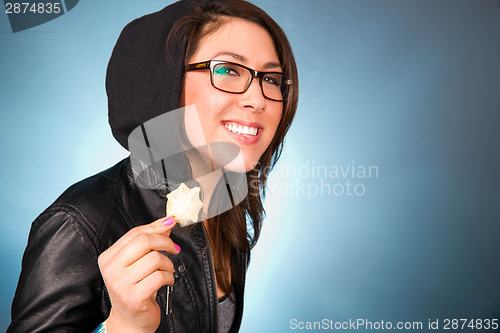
[166,183,203,227]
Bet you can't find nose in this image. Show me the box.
[237,77,266,112]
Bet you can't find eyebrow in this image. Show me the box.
[212,51,282,70]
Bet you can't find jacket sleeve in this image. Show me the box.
[8,207,106,333]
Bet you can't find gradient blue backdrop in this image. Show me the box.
[1,0,499,332]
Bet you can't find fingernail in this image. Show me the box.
[163,217,175,226]
[175,243,181,252]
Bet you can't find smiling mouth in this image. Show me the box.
[223,122,259,136]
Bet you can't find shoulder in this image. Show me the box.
[55,158,127,208]
[32,158,131,252]
[8,161,131,332]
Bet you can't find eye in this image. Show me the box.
[214,64,241,77]
[263,74,283,87]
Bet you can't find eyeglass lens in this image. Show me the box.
[212,62,285,101]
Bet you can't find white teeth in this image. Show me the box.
[224,123,258,136]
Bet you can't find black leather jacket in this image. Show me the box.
[8,158,248,332]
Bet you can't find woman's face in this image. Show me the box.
[182,18,283,173]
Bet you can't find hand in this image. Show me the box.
[98,217,180,333]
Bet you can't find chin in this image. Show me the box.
[224,151,260,173]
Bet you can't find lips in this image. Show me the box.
[221,120,263,144]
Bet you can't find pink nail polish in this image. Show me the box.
[163,217,175,226]
[175,244,181,252]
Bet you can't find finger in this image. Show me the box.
[137,270,175,297]
[115,216,176,252]
[127,251,175,284]
[101,217,177,260]
[116,233,180,267]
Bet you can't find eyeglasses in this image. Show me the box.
[186,60,291,102]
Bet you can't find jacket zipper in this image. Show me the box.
[162,271,176,332]
[202,223,219,332]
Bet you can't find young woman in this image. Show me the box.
[8,0,298,332]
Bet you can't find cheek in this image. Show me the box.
[183,75,201,107]
[183,77,213,146]
[183,76,230,142]
[267,107,283,139]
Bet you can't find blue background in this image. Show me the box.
[1,0,499,332]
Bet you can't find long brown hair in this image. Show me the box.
[170,0,299,297]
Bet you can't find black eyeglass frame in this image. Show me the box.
[186,60,291,102]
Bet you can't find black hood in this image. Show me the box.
[106,0,200,150]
